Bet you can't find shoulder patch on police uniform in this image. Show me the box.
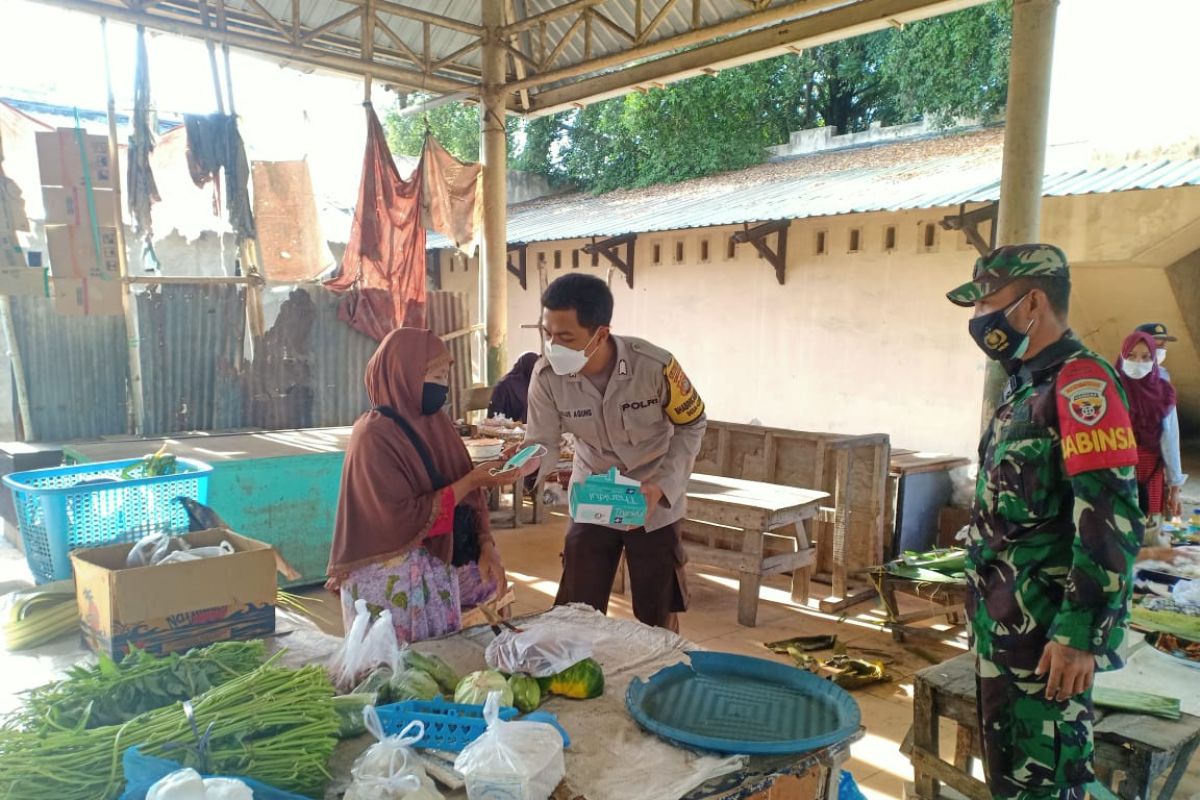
[664,358,704,425]
[1055,357,1137,476]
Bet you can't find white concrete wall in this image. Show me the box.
[440,187,1200,459]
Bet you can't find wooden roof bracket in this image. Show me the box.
[940,202,998,257]
[507,241,529,290]
[731,220,790,285]
[583,233,637,288]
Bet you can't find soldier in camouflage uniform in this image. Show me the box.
[947,244,1143,800]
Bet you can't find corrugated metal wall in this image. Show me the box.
[308,287,374,427]
[9,285,475,442]
[137,284,247,436]
[9,294,129,441]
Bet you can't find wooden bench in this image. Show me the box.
[870,571,968,644]
[695,422,890,613]
[908,653,1200,800]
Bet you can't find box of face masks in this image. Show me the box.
[569,467,647,527]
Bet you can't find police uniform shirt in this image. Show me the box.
[524,334,707,531]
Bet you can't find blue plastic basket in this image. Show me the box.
[375,699,520,752]
[2,457,213,584]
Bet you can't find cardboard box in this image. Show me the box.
[569,467,647,526]
[35,128,117,189]
[42,186,118,227]
[0,266,48,297]
[70,529,277,659]
[46,224,120,280]
[51,276,124,316]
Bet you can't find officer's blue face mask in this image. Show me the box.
[968,291,1035,362]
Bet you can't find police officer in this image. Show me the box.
[946,244,1143,800]
[1135,322,1175,381]
[520,273,706,632]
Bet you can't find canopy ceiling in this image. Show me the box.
[34,0,987,115]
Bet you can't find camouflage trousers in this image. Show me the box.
[976,656,1095,800]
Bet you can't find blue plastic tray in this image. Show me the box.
[375,698,571,752]
[626,651,861,755]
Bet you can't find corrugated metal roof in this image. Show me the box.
[226,0,801,76]
[427,132,1200,248]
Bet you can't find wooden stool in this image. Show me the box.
[872,571,968,644]
[908,653,1200,800]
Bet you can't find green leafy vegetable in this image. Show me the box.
[403,649,460,694]
[6,640,266,732]
[454,670,513,706]
[0,658,338,799]
[390,668,441,702]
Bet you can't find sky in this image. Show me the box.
[0,0,1198,178]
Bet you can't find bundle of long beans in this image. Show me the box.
[0,657,339,799]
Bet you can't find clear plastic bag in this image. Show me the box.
[120,748,307,800]
[344,708,444,800]
[454,693,565,800]
[485,627,592,678]
[330,599,373,691]
[125,533,233,568]
[126,532,190,568]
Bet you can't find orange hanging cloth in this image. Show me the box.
[325,105,427,341]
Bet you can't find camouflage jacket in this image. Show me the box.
[967,332,1143,671]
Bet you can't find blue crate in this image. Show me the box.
[376,699,520,752]
[2,457,213,584]
[375,699,571,752]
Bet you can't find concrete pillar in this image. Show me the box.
[480,0,508,384]
[981,0,1059,423]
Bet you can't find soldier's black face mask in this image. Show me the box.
[420,382,449,415]
[968,292,1035,361]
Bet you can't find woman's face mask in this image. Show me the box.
[1121,360,1154,381]
[420,382,449,415]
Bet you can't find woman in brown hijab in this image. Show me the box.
[328,328,515,642]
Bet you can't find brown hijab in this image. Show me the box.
[328,328,491,574]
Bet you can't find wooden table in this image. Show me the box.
[908,653,1200,800]
[683,473,829,628]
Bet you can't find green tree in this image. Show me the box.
[383,0,1010,192]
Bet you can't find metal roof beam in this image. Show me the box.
[521,0,988,114]
[32,0,477,94]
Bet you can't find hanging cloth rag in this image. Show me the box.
[324,104,427,341]
[183,112,257,242]
[420,134,482,252]
[127,25,160,259]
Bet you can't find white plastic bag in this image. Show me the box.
[454,692,565,800]
[1172,578,1200,609]
[126,532,190,568]
[145,770,253,800]
[361,608,403,673]
[157,541,235,566]
[344,708,444,800]
[485,627,592,678]
[330,599,373,691]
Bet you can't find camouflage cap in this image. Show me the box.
[946,243,1070,307]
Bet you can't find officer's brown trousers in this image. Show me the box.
[554,520,689,631]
